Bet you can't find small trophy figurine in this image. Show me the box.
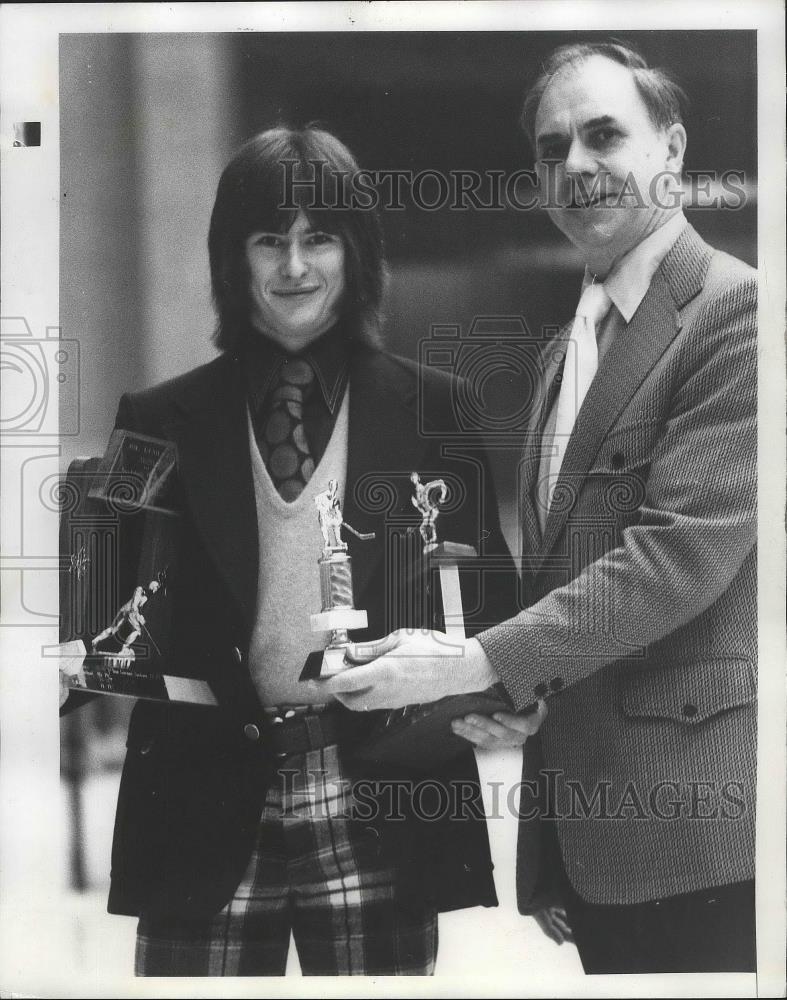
[91,572,165,665]
[57,567,217,705]
[410,472,447,553]
[307,479,375,677]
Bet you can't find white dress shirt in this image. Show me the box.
[534,211,688,535]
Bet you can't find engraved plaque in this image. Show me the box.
[88,429,178,514]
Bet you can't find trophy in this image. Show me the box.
[56,432,217,706]
[300,479,375,679]
[58,568,217,705]
[356,471,511,768]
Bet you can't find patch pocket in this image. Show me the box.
[620,658,756,725]
[587,421,660,518]
[592,417,661,474]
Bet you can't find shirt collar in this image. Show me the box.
[584,212,687,324]
[239,325,351,414]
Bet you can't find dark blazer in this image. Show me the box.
[94,345,514,921]
[479,224,757,907]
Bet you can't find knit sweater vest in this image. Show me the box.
[246,388,350,706]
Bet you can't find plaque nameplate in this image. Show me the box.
[57,639,217,705]
[88,429,178,514]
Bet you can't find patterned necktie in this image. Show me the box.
[256,358,316,502]
[546,280,612,510]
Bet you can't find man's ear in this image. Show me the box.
[665,122,687,173]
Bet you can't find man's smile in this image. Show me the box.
[271,285,321,297]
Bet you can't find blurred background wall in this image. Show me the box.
[61,30,757,463]
[59,29,757,893]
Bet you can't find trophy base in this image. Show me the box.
[321,646,350,676]
[299,645,350,681]
[55,640,217,706]
[310,608,368,631]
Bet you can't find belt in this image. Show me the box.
[262,704,343,760]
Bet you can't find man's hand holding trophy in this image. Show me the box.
[304,472,541,765]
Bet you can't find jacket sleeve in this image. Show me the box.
[114,392,145,434]
[478,274,757,711]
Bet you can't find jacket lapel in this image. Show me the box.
[538,224,711,561]
[163,356,259,631]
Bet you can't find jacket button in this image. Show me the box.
[682,703,698,718]
[233,646,243,665]
[139,738,155,756]
[243,723,261,741]
[534,682,549,698]
[549,677,564,692]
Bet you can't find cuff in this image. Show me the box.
[476,615,566,712]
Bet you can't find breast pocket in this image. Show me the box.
[585,418,661,520]
[593,416,662,472]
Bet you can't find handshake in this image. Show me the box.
[318,627,548,749]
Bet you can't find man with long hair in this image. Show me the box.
[62,125,530,976]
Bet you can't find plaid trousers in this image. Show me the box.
[135,744,437,976]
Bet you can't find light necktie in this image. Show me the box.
[256,358,316,502]
[546,280,612,510]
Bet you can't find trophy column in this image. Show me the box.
[310,551,369,675]
[301,478,375,680]
[429,540,478,639]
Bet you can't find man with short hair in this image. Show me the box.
[328,42,757,974]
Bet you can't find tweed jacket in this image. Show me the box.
[89,345,516,921]
[478,224,757,906]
